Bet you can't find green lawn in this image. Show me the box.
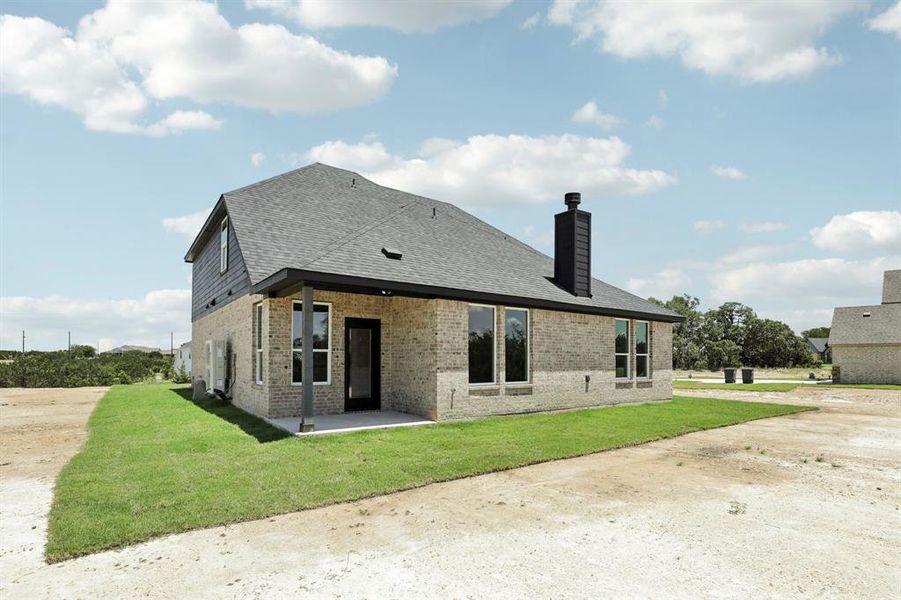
[674,381,801,392]
[47,384,812,561]
[674,381,901,392]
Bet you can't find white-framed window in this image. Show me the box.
[504,307,529,383]
[219,216,229,273]
[254,302,263,384]
[635,320,650,379]
[468,304,496,385]
[614,319,630,379]
[291,301,331,385]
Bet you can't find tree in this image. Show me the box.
[743,317,816,368]
[705,340,742,370]
[705,302,756,348]
[69,344,96,358]
[801,326,830,338]
[649,294,705,369]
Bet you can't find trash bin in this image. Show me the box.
[724,367,736,383]
[742,368,754,384]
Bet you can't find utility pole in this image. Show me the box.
[68,331,71,357]
[21,330,25,355]
[170,331,174,356]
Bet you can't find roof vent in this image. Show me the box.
[381,247,402,260]
[862,312,871,317]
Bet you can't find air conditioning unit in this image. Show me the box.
[212,339,227,393]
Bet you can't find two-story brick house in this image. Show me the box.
[187,163,682,431]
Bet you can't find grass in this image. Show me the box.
[673,381,801,392]
[673,381,901,392]
[47,384,812,561]
[675,367,830,381]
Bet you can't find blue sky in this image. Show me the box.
[1,0,899,350]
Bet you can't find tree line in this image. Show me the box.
[0,346,186,388]
[649,294,822,371]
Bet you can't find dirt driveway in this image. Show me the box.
[1,386,899,599]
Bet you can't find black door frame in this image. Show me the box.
[344,318,381,411]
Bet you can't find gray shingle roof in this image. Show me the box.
[805,337,829,353]
[192,163,681,321]
[829,304,901,345]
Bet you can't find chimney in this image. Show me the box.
[883,269,901,304]
[554,192,591,297]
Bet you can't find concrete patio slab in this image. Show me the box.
[266,410,434,436]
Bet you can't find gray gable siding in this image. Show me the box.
[191,212,251,322]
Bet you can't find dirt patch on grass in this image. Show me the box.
[2,386,898,598]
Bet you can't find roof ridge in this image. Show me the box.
[225,163,321,196]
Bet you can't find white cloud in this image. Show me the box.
[759,308,835,335]
[547,0,861,82]
[739,222,789,233]
[571,101,622,131]
[251,152,266,167]
[521,12,541,30]
[710,256,899,303]
[867,1,901,38]
[162,209,212,240]
[625,268,693,300]
[810,211,901,252]
[301,134,677,207]
[144,110,222,137]
[644,114,664,129]
[711,165,747,180]
[0,289,191,352]
[0,2,397,134]
[694,219,725,233]
[246,0,511,33]
[716,243,794,265]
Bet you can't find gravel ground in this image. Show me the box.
[1,386,898,599]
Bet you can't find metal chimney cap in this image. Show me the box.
[564,192,581,209]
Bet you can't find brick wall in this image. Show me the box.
[195,290,674,421]
[191,293,269,417]
[831,344,901,384]
[265,290,438,419]
[436,300,673,420]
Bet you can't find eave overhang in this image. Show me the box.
[252,267,685,323]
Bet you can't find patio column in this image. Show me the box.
[300,284,315,432]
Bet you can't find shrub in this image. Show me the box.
[0,351,174,388]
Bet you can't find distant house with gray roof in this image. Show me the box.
[185,163,681,431]
[829,269,901,384]
[103,345,163,355]
[804,337,830,363]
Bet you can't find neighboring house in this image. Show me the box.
[103,345,162,355]
[185,163,682,431]
[804,337,830,363]
[173,341,192,375]
[829,269,901,384]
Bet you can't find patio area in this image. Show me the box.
[266,410,434,436]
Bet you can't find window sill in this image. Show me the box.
[291,382,331,387]
[469,385,500,397]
